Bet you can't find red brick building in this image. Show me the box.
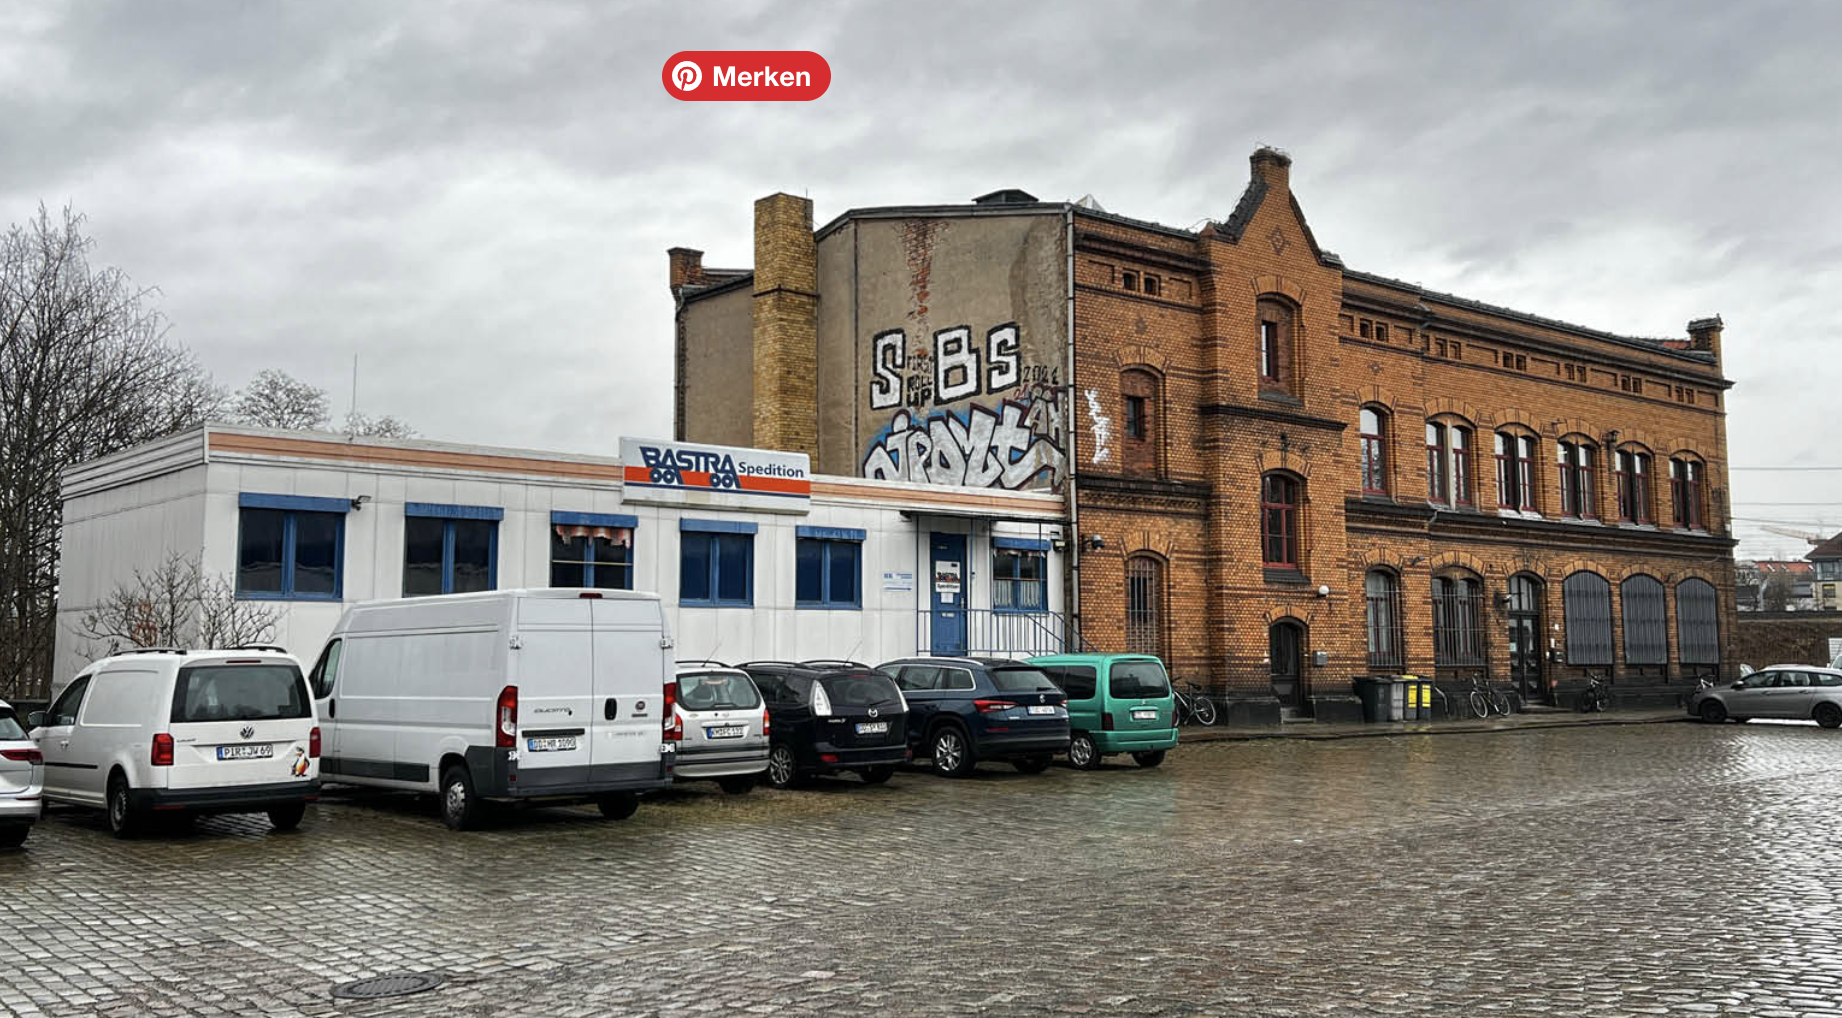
[671,148,1737,723]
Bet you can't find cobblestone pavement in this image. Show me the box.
[6,720,1842,1017]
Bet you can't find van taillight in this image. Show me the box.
[0,748,41,764]
[662,680,681,741]
[496,685,518,748]
[1101,712,1115,731]
[151,733,174,767]
[309,727,322,758]
[762,708,770,737]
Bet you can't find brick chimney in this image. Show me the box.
[749,193,819,458]
[667,247,707,293]
[1687,315,1723,362]
[1250,147,1292,195]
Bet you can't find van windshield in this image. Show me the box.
[991,667,1060,693]
[678,671,762,711]
[819,673,904,709]
[1108,661,1171,700]
[0,710,24,740]
[171,664,311,723]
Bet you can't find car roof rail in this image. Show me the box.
[799,659,872,669]
[227,644,290,654]
[676,658,732,669]
[122,646,190,656]
[736,659,796,670]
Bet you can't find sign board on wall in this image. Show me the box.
[619,437,811,515]
[882,570,915,592]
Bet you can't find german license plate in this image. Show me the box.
[216,744,272,760]
[855,721,889,735]
[526,736,577,752]
[1028,705,1057,715]
[1131,709,1158,721]
[706,725,746,739]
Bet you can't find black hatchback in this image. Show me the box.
[739,662,910,788]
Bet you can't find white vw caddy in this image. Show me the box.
[31,648,321,838]
[309,589,676,830]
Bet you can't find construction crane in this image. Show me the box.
[1761,524,1828,546]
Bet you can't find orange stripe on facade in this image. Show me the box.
[209,432,627,482]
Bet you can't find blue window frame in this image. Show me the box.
[236,493,349,601]
[795,526,865,609]
[551,511,637,590]
[403,503,502,596]
[993,537,1049,612]
[680,519,755,607]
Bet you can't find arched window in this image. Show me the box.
[1260,472,1303,569]
[1125,555,1166,659]
[1557,438,1597,519]
[1494,429,1538,512]
[1360,406,1388,495]
[1120,369,1161,477]
[1622,574,1668,677]
[1670,456,1705,530]
[1426,419,1473,507]
[1615,446,1653,523]
[1677,578,1720,679]
[1256,297,1296,396]
[1432,573,1485,669]
[1365,569,1404,669]
[1563,571,1614,666]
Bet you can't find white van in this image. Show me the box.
[30,648,320,838]
[309,588,675,830]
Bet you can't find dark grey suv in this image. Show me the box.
[876,657,1070,777]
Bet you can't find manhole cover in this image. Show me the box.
[331,973,445,1000]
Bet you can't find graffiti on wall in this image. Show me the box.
[1084,388,1112,465]
[862,322,1066,490]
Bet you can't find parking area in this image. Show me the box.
[6,721,1842,1017]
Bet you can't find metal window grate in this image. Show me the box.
[1365,571,1404,669]
[1622,575,1668,665]
[1125,556,1164,659]
[1432,577,1485,667]
[1564,572,1614,666]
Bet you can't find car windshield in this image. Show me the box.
[678,671,762,711]
[1109,660,1171,699]
[0,710,24,740]
[990,666,1060,693]
[171,664,311,723]
[819,673,904,709]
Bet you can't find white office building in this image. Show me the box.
[53,426,1071,685]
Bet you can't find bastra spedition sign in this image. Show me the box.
[618,437,811,514]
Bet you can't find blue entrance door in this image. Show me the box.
[930,532,967,656]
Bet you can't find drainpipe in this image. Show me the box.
[1064,207,1081,651]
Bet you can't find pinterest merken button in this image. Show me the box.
[662,51,830,101]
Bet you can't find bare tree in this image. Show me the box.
[343,410,416,440]
[233,368,331,431]
[0,205,227,698]
[1763,572,1794,612]
[75,552,278,658]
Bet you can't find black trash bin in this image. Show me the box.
[1352,675,1394,723]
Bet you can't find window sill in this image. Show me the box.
[1263,567,1309,585]
[680,600,756,609]
[237,591,343,603]
[795,603,863,611]
[1257,391,1303,407]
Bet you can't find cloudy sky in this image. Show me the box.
[3,1,1838,559]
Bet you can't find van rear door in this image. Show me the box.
[167,660,317,791]
[590,598,667,771]
[510,596,597,778]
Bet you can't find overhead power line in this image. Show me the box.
[1730,466,1842,472]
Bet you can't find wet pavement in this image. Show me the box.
[5,720,1842,1017]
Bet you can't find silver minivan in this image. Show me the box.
[672,663,769,794]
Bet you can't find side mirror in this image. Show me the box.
[1730,681,1746,690]
[25,711,44,729]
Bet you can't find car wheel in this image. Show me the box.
[0,826,27,849]
[1131,750,1166,769]
[596,792,639,820]
[439,763,484,831]
[765,744,798,789]
[1011,755,1052,774]
[267,803,307,832]
[930,726,975,778]
[107,774,141,839]
[1067,733,1100,770]
[1698,700,1728,724]
[717,775,756,795]
[858,766,894,785]
[1815,703,1842,730]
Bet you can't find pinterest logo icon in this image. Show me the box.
[671,60,701,92]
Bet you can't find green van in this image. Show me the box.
[1027,654,1178,769]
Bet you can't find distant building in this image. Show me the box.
[1808,534,1842,610]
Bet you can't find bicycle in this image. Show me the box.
[1576,671,1610,713]
[1172,680,1218,726]
[1466,674,1511,719]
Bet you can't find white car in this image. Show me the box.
[1689,665,1842,728]
[672,662,769,794]
[31,648,320,837]
[0,699,43,848]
